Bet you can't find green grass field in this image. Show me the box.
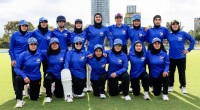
[0,51,200,110]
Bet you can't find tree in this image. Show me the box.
[166,22,184,32]
[65,21,74,32]
[1,21,35,43]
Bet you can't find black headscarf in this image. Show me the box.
[153,15,161,29]
[38,23,48,35]
[134,41,144,57]
[74,22,83,34]
[94,13,103,29]
[94,47,103,62]
[28,44,37,55]
[19,26,27,36]
[170,25,180,34]
[151,42,161,55]
[47,43,61,56]
[112,45,122,55]
[133,20,141,30]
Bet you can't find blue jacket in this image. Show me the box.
[84,25,113,53]
[51,28,70,51]
[146,26,169,44]
[14,51,44,81]
[70,31,87,50]
[106,50,128,78]
[32,29,52,50]
[167,31,195,59]
[9,31,32,61]
[146,50,170,78]
[41,50,66,79]
[128,27,147,52]
[108,24,130,46]
[88,56,107,80]
[128,52,147,78]
[64,49,90,79]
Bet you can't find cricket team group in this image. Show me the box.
[9,12,195,108]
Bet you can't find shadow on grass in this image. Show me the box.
[0,91,200,110]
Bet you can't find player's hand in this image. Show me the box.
[11,60,16,67]
[111,72,117,78]
[24,77,30,84]
[182,50,189,55]
[163,72,168,77]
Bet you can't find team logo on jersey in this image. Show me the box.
[118,59,122,64]
[141,57,145,61]
[82,37,85,41]
[47,36,50,40]
[160,32,163,36]
[139,33,143,37]
[122,30,126,34]
[64,33,68,37]
[100,32,104,36]
[178,37,182,41]
[101,64,106,68]
[36,58,41,63]
[80,56,85,60]
[59,57,63,62]
[160,56,164,60]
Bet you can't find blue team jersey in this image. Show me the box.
[9,31,32,61]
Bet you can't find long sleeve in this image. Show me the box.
[14,54,27,79]
[115,55,128,76]
[164,53,170,73]
[84,26,90,41]
[9,34,15,61]
[105,28,113,48]
[64,51,71,69]
[183,32,195,52]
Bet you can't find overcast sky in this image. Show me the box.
[0,0,199,37]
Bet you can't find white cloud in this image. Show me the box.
[0,0,199,37]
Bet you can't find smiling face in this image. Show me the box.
[135,43,143,52]
[154,18,161,26]
[76,22,82,29]
[115,17,122,25]
[51,42,59,50]
[75,41,82,50]
[133,19,141,27]
[153,41,161,50]
[95,48,102,57]
[20,25,28,32]
[172,22,179,31]
[29,43,37,51]
[57,21,65,28]
[95,15,102,23]
[40,21,48,28]
[114,44,122,52]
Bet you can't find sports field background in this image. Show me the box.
[0,50,200,110]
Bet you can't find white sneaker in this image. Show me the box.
[83,87,87,92]
[45,97,52,103]
[143,92,150,100]
[181,87,188,94]
[168,86,174,92]
[39,92,42,96]
[129,88,133,93]
[150,87,154,92]
[162,94,169,101]
[87,87,92,92]
[100,94,106,99]
[42,86,46,93]
[16,100,24,108]
[74,92,85,98]
[65,95,73,103]
[124,95,131,101]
